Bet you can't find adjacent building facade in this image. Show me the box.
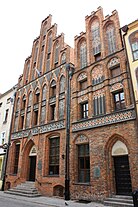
[0,86,17,189]
[121,20,138,117]
[5,7,138,202]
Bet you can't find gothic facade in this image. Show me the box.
[5,7,138,202]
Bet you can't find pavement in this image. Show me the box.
[0,191,105,207]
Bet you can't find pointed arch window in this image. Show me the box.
[59,76,65,93]
[54,42,59,67]
[106,25,116,54]
[80,41,87,69]
[91,21,101,55]
[50,80,56,97]
[28,92,33,106]
[16,98,20,111]
[22,95,26,109]
[61,52,66,64]
[46,32,52,71]
[25,61,30,83]
[42,84,47,101]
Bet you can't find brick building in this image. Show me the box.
[5,7,138,202]
[5,15,74,197]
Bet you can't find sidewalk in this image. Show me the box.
[0,191,105,207]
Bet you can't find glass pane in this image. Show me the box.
[85,144,89,155]
[78,145,84,156]
[85,157,90,169]
[120,92,124,100]
[85,170,90,182]
[132,42,138,51]
[134,51,138,60]
[115,94,119,102]
[79,170,84,182]
[79,158,84,169]
[115,102,121,110]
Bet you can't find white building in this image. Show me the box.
[0,85,17,189]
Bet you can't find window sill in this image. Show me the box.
[73,182,90,186]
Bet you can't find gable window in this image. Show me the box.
[106,25,116,54]
[91,21,101,56]
[129,31,138,61]
[59,76,65,93]
[114,91,125,110]
[54,42,59,67]
[22,95,26,109]
[80,102,88,119]
[50,80,56,97]
[78,144,90,183]
[35,88,40,103]
[25,61,30,83]
[61,52,66,64]
[49,137,60,175]
[80,41,87,69]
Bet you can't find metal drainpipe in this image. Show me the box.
[65,63,74,201]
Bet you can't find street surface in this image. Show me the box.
[0,191,105,207]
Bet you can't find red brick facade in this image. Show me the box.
[5,7,138,202]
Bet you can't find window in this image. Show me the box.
[28,92,32,106]
[59,76,65,93]
[0,102,2,107]
[35,89,40,103]
[80,41,87,68]
[80,79,87,90]
[39,45,44,72]
[114,91,125,110]
[93,95,106,116]
[129,31,138,61]
[42,85,47,101]
[22,95,26,109]
[20,115,24,129]
[49,137,60,175]
[33,110,38,126]
[50,104,56,121]
[78,144,90,183]
[80,102,88,119]
[110,66,121,78]
[91,21,101,56]
[61,52,66,64]
[13,143,20,174]
[106,25,116,54]
[135,68,138,88]
[59,100,64,120]
[50,80,56,97]
[25,61,30,83]
[16,98,20,111]
[26,112,30,128]
[4,109,9,123]
[40,106,46,124]
[54,42,59,66]
[34,45,38,62]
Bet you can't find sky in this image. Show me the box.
[0,0,137,94]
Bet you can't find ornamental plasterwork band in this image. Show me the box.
[72,108,136,132]
[11,120,65,139]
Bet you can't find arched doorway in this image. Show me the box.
[28,145,37,181]
[112,141,132,195]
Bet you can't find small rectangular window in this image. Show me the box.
[4,109,9,123]
[80,79,87,90]
[80,102,88,119]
